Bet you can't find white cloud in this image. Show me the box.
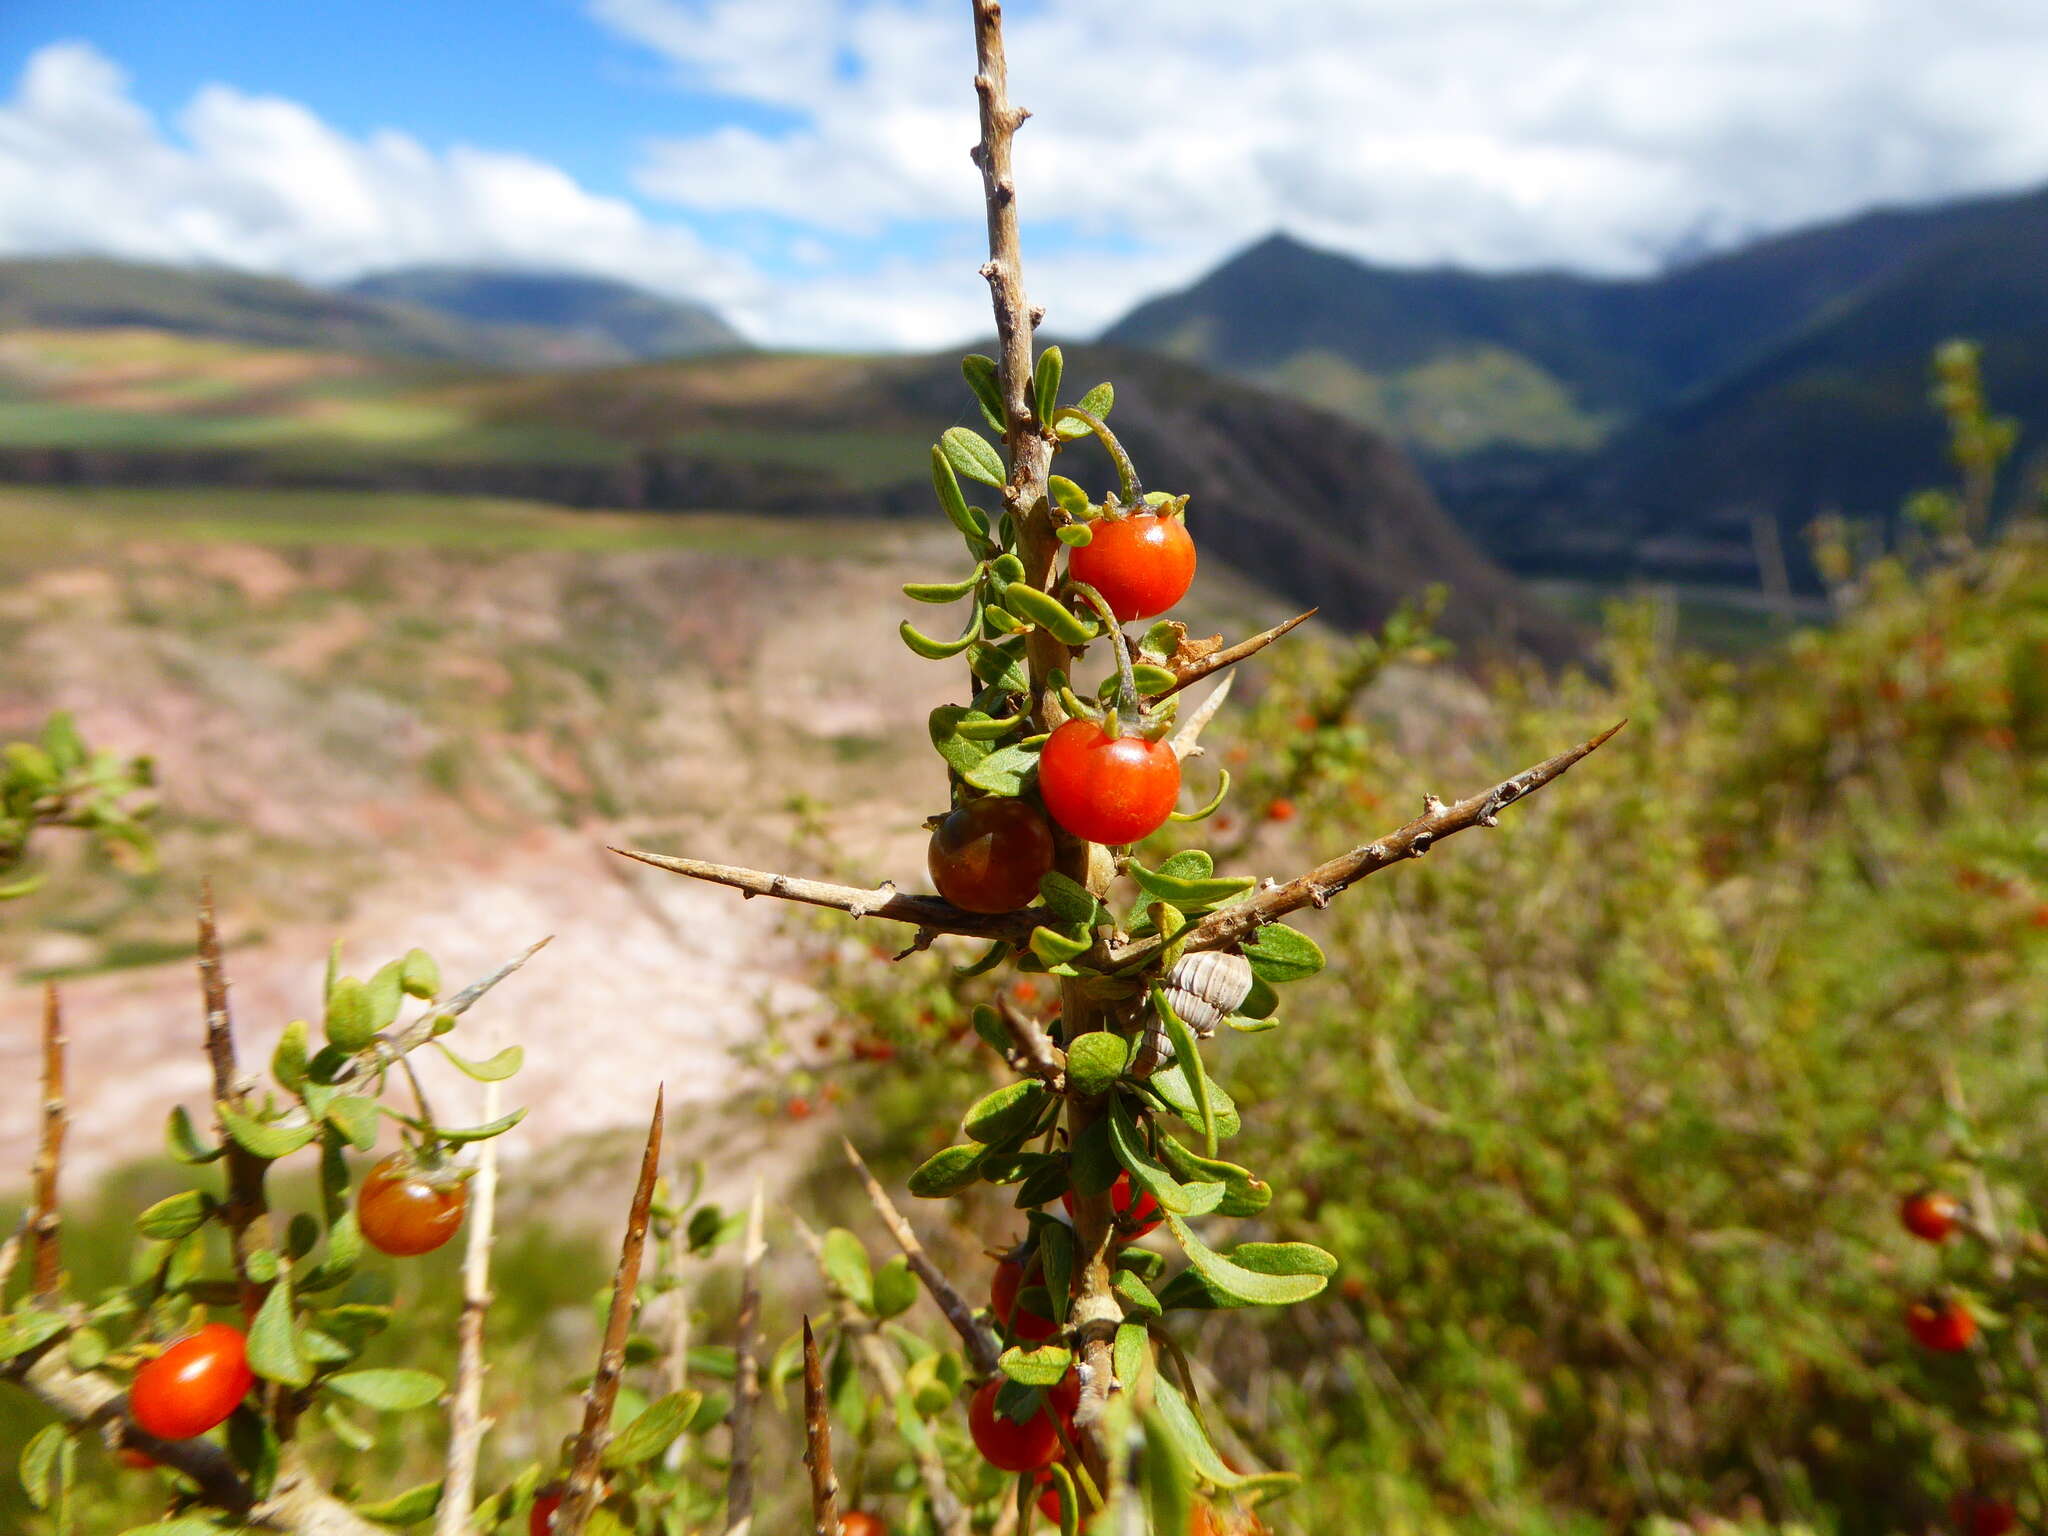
[0,42,792,340]
[600,0,2048,312]
[8,0,2048,353]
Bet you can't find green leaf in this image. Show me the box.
[366,962,405,1031]
[1143,1405,1196,1536]
[907,1143,986,1198]
[19,1423,63,1510]
[301,1209,364,1292]
[1069,1115,1118,1198]
[822,1228,875,1312]
[272,1019,310,1095]
[1241,923,1326,985]
[1038,872,1106,930]
[1048,475,1091,519]
[165,1105,226,1165]
[602,1389,703,1468]
[325,977,376,1054]
[136,1189,214,1240]
[1055,382,1113,439]
[1028,926,1091,967]
[1157,1135,1271,1218]
[1032,1216,1076,1324]
[1115,1320,1151,1391]
[322,1401,376,1452]
[247,1272,310,1388]
[957,709,1026,741]
[998,1343,1073,1387]
[324,1095,380,1152]
[355,1482,443,1525]
[1001,582,1097,646]
[434,1108,527,1144]
[1150,1373,1292,1495]
[1159,1216,1333,1307]
[1057,524,1094,547]
[1144,1057,1242,1139]
[941,425,1007,488]
[67,1327,108,1370]
[1107,1095,1220,1218]
[900,609,982,661]
[929,446,992,549]
[1033,345,1063,425]
[903,573,981,603]
[431,1040,524,1083]
[1126,858,1256,910]
[0,1310,66,1361]
[1113,1268,1162,1318]
[963,1081,1053,1144]
[219,1104,320,1161]
[1151,984,1215,1153]
[962,738,1042,797]
[1065,1032,1130,1097]
[961,354,1006,433]
[325,1368,445,1412]
[1131,662,1176,695]
[873,1255,918,1320]
[399,948,440,1001]
[115,1522,224,1536]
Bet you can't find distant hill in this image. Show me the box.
[0,257,565,368]
[0,321,1578,663]
[0,256,744,371]
[342,266,747,362]
[1449,194,2048,587]
[1103,189,2033,456]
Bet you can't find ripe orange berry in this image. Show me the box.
[1265,798,1296,822]
[1900,1189,1963,1243]
[357,1152,469,1258]
[1907,1295,1977,1352]
[128,1323,253,1441]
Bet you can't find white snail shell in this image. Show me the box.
[1154,950,1255,1049]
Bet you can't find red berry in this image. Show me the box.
[839,1515,888,1536]
[1063,1171,1163,1239]
[1952,1492,2019,1536]
[992,1255,1060,1342]
[128,1323,252,1441]
[1901,1189,1963,1243]
[1265,798,1296,823]
[967,1379,1062,1472]
[1037,719,1180,846]
[358,1151,469,1258]
[1013,980,1040,1004]
[787,1097,814,1121]
[1907,1296,1978,1352]
[928,797,1057,913]
[1066,512,1196,621]
[530,1490,563,1536]
[116,1447,158,1471]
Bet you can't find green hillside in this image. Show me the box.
[342,265,748,361]
[0,321,1580,663]
[1103,187,2041,456]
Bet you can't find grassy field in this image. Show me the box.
[0,483,908,557]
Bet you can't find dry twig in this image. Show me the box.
[29,981,64,1299]
[997,994,1067,1091]
[1111,721,1629,969]
[795,1219,971,1536]
[436,1075,502,1536]
[559,1089,665,1536]
[198,881,272,1303]
[801,1317,841,1535]
[724,1179,767,1535]
[841,1138,1001,1375]
[1162,609,1317,697]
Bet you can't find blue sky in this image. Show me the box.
[4,1,2047,350]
